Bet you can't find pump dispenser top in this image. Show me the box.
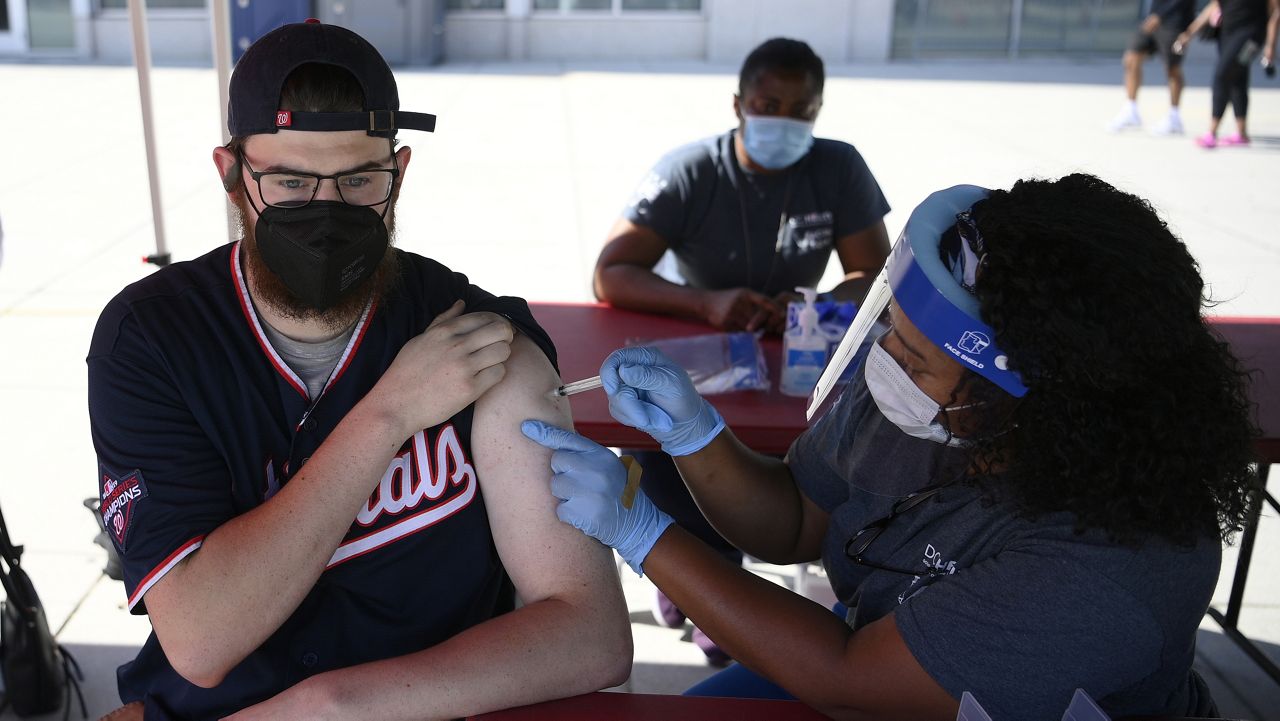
[795,287,819,339]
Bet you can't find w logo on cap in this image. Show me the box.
[276,111,292,127]
[958,331,990,355]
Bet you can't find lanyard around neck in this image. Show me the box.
[735,157,797,295]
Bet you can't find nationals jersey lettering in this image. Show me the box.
[321,424,478,567]
[356,424,474,526]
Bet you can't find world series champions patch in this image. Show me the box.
[101,468,148,551]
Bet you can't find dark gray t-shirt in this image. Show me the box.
[624,130,890,297]
[788,372,1220,720]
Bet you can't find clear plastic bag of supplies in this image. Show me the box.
[629,332,770,395]
[812,299,859,357]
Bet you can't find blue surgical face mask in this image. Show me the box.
[741,114,815,170]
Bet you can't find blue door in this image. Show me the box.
[231,0,313,62]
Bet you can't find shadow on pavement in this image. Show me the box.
[1196,627,1280,721]
[0,642,136,721]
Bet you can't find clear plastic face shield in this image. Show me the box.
[807,185,1028,423]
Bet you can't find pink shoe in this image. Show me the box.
[652,588,686,629]
[1220,133,1250,146]
[1195,132,1217,148]
[692,626,733,668]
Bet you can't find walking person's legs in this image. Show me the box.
[1124,49,1145,101]
[1198,36,1240,146]
[1153,24,1187,135]
[1202,31,1258,146]
[1226,47,1254,143]
[1151,62,1187,134]
[1168,62,1186,108]
[1110,27,1157,130]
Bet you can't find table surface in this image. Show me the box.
[530,303,1280,463]
[466,691,828,721]
[531,302,807,455]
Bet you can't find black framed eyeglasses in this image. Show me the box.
[239,152,400,209]
[843,484,948,577]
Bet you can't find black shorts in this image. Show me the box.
[1128,22,1185,68]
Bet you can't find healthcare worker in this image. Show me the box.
[522,174,1256,720]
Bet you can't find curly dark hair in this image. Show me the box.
[944,174,1257,547]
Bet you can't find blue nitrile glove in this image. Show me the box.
[599,347,726,456]
[521,419,674,575]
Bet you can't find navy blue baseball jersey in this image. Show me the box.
[88,241,557,720]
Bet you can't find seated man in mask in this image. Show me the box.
[88,20,630,720]
[591,37,891,663]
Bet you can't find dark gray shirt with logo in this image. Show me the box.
[787,372,1220,720]
[624,130,889,297]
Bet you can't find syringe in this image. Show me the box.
[552,375,603,397]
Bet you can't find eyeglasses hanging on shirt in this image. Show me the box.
[844,483,952,578]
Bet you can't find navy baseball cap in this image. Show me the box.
[227,19,436,139]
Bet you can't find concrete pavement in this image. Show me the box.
[0,55,1277,719]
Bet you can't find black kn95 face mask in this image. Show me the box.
[254,201,389,311]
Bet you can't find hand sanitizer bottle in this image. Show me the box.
[780,287,828,397]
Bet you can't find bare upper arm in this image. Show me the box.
[593,219,670,299]
[833,221,891,277]
[470,334,624,607]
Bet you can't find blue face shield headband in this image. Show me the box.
[807,185,1027,421]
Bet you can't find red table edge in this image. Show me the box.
[530,303,1280,461]
[465,690,828,720]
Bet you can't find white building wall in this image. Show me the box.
[444,1,890,63]
[525,16,705,61]
[445,15,512,61]
[446,15,706,62]
[91,12,211,64]
[0,0,30,55]
[706,0,854,64]
[12,0,893,64]
[847,0,893,61]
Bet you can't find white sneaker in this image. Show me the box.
[1108,107,1142,132]
[1151,113,1184,136]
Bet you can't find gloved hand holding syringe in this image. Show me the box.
[545,371,639,510]
[524,346,727,574]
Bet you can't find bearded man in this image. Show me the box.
[87,20,630,721]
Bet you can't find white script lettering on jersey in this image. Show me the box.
[356,423,476,526]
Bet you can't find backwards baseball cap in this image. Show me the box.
[228,19,436,139]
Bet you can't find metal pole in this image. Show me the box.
[127,0,170,267]
[210,0,237,244]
